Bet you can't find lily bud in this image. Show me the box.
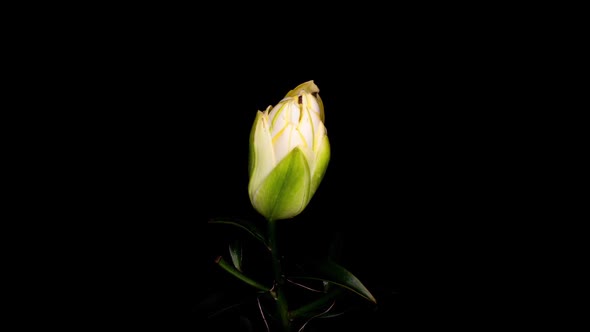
[248,80,330,221]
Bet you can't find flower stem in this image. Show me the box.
[269,219,290,331]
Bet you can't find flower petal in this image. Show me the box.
[248,109,275,198]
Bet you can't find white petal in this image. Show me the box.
[248,111,276,195]
[297,105,313,149]
[272,123,303,164]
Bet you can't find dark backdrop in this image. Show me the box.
[63,24,510,331]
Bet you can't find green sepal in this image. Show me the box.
[251,147,310,221]
[310,134,330,200]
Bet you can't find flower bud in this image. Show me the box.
[248,80,330,221]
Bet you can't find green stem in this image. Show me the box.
[269,219,290,331]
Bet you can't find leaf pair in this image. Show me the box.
[209,218,376,305]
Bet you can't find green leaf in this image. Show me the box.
[289,287,343,319]
[208,218,269,250]
[229,240,243,271]
[215,256,271,292]
[290,258,377,304]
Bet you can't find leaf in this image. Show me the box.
[208,218,269,250]
[215,256,271,292]
[289,288,343,319]
[290,258,377,304]
[229,240,243,271]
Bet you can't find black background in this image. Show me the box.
[41,13,530,331]
[84,71,493,331]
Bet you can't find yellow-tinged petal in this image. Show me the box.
[248,108,275,198]
[272,123,303,164]
[285,80,320,99]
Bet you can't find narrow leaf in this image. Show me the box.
[290,259,376,303]
[215,256,271,292]
[229,240,243,271]
[208,218,269,250]
[289,287,343,319]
